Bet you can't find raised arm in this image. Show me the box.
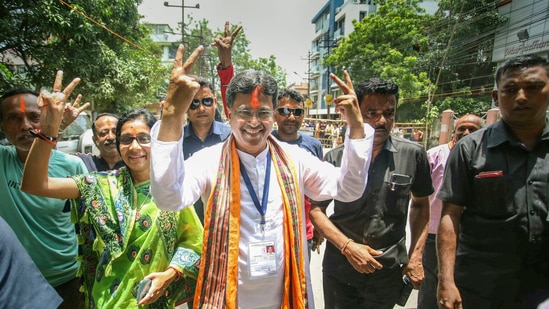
[151,45,209,211]
[21,70,82,200]
[213,21,242,118]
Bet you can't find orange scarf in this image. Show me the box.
[193,136,308,308]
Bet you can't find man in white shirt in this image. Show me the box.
[150,45,374,309]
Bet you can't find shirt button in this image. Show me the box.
[530,209,536,215]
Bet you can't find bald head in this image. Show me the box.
[454,114,482,142]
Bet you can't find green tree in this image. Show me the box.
[0,0,166,113]
[325,0,433,121]
[424,0,503,117]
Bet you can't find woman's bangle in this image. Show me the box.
[341,238,354,255]
[166,266,181,281]
[29,129,57,146]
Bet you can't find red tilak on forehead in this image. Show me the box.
[106,118,112,126]
[19,96,26,112]
[131,127,137,136]
[250,86,262,109]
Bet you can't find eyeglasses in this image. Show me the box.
[276,107,304,117]
[119,133,151,145]
[234,108,273,121]
[190,97,214,110]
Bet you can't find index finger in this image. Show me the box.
[53,70,64,92]
[224,21,230,37]
[330,70,354,95]
[173,44,185,68]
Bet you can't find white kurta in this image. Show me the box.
[150,123,374,308]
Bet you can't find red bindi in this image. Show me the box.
[250,86,262,109]
[19,96,26,112]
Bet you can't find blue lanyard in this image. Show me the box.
[240,151,271,232]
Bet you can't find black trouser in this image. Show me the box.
[323,266,401,309]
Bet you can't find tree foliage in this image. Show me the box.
[326,0,433,117]
[1,0,166,113]
[325,0,503,124]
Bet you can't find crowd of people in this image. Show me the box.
[1,19,549,309]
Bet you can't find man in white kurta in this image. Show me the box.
[150,45,373,309]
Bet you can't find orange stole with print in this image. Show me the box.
[194,136,308,308]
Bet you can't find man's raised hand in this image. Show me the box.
[330,71,364,137]
[164,44,205,117]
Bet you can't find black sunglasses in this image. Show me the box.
[190,97,215,110]
[276,107,304,117]
[119,133,151,145]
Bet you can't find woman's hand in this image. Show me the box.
[136,268,178,305]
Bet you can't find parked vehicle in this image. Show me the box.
[56,112,97,154]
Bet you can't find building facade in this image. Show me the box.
[492,0,549,63]
[308,0,436,118]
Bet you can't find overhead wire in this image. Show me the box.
[57,0,158,57]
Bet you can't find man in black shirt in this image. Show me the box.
[311,78,433,308]
[437,54,549,308]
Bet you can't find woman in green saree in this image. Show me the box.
[22,74,202,309]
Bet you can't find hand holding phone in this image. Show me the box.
[396,275,413,306]
[136,278,152,302]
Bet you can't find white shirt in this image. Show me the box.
[150,123,374,308]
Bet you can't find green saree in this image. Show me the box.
[71,168,202,309]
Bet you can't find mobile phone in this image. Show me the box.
[136,278,152,302]
[390,173,411,185]
[396,275,413,306]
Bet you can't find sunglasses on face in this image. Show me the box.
[276,107,304,117]
[119,133,151,145]
[190,97,214,110]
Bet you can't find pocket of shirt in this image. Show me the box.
[472,174,515,218]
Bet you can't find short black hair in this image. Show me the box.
[494,54,549,86]
[355,78,399,105]
[277,88,304,103]
[226,70,278,109]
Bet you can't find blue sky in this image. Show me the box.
[138,0,326,84]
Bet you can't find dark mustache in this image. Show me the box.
[375,126,388,131]
[104,140,116,146]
